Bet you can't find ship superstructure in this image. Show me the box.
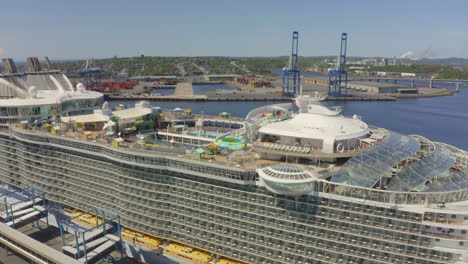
[0,57,103,125]
[0,63,468,263]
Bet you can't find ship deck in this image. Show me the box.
[10,125,341,175]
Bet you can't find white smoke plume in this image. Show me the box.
[400,47,434,60]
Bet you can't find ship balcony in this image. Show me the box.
[167,199,444,263]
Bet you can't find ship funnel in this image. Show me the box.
[26,57,42,72]
[2,58,18,74]
[44,56,53,69]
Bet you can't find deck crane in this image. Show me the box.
[328,33,348,96]
[77,59,103,91]
[283,31,300,96]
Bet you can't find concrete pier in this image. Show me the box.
[174,82,194,97]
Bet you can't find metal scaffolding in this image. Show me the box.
[0,184,48,229]
[59,208,123,264]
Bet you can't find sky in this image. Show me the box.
[0,0,467,60]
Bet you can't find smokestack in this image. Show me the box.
[2,58,18,74]
[26,57,42,72]
[44,56,53,69]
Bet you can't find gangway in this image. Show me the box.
[0,185,48,229]
[78,236,120,263]
[65,225,113,248]
[1,206,36,219]
[0,198,40,220]
[2,197,42,214]
[5,206,46,228]
[60,208,123,264]
[63,235,114,257]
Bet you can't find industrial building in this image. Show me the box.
[348,81,418,94]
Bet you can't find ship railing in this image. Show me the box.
[253,141,362,156]
[157,129,220,139]
[7,126,258,182]
[315,179,468,206]
[156,200,438,264]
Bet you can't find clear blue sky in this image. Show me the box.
[1,0,467,60]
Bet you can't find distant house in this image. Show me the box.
[376,71,400,77]
[401,72,416,77]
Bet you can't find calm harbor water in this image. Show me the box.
[325,93,468,150]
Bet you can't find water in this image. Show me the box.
[324,94,468,150]
[192,84,235,95]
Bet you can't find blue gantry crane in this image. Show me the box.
[77,59,103,91]
[283,31,300,96]
[328,33,348,96]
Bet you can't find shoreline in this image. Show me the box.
[107,81,455,102]
[107,89,454,102]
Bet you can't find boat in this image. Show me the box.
[1,58,468,264]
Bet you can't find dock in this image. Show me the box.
[108,91,292,102]
[173,82,194,97]
[106,79,455,102]
[325,95,397,101]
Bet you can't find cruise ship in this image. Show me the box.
[1,59,468,264]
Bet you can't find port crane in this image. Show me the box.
[283,31,300,96]
[328,33,348,96]
[77,59,103,91]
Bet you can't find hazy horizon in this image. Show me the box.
[1,0,467,60]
